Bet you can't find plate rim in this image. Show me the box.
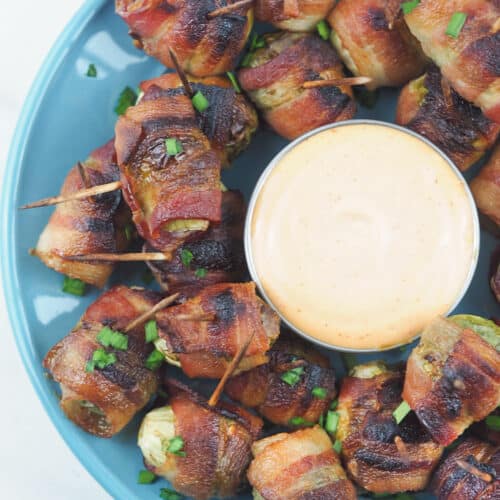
[1,0,137,498]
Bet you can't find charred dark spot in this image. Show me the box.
[316,86,352,118]
[436,462,468,497]
[185,239,244,271]
[398,412,432,443]
[378,377,403,405]
[158,1,178,14]
[366,8,388,31]
[466,455,497,479]
[212,289,237,323]
[354,448,410,471]
[464,32,500,77]
[73,217,115,236]
[363,414,398,443]
[100,357,139,390]
[210,14,247,59]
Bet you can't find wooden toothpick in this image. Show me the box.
[66,252,168,262]
[207,0,253,19]
[303,76,372,89]
[124,293,180,333]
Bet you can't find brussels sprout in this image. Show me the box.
[349,361,388,379]
[450,315,500,351]
[154,338,181,367]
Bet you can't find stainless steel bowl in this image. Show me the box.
[244,120,481,353]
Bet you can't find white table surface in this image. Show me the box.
[0,2,109,498]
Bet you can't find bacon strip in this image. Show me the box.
[225,333,336,427]
[146,190,248,298]
[404,0,500,123]
[338,362,443,493]
[156,379,262,500]
[115,90,222,252]
[115,0,253,77]
[255,0,336,31]
[248,426,357,499]
[43,286,162,437]
[156,282,280,378]
[471,146,500,228]
[238,32,356,140]
[328,0,427,89]
[403,317,500,446]
[33,140,130,287]
[140,74,258,167]
[431,437,499,499]
[397,66,499,171]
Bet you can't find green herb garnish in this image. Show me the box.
[192,91,209,112]
[333,439,342,454]
[145,349,164,371]
[62,276,86,296]
[330,400,339,410]
[226,72,241,93]
[194,268,207,278]
[165,138,183,156]
[97,326,128,351]
[401,0,420,15]
[486,415,500,432]
[312,387,327,399]
[393,401,411,424]
[115,86,138,115]
[165,436,186,456]
[280,366,304,386]
[288,416,313,427]
[85,348,117,372]
[446,12,467,38]
[86,64,97,77]
[316,20,331,40]
[160,488,184,500]
[145,320,159,343]
[325,411,339,434]
[180,248,194,268]
[138,470,156,484]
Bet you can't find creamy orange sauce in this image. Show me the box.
[249,124,477,350]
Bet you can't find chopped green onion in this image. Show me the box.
[333,439,342,454]
[240,52,253,68]
[97,326,128,351]
[138,470,156,484]
[319,413,325,427]
[401,0,420,15]
[160,488,184,500]
[485,415,500,432]
[249,33,266,51]
[165,138,183,156]
[312,387,327,399]
[115,86,138,115]
[145,349,164,370]
[446,12,467,38]
[194,268,207,278]
[393,401,411,424]
[192,91,209,112]
[124,223,134,241]
[226,72,241,93]
[62,276,86,296]
[165,436,186,456]
[325,411,339,434]
[142,269,154,285]
[145,320,159,343]
[288,416,313,427]
[316,20,331,40]
[280,366,304,386]
[85,348,117,372]
[330,400,339,410]
[180,248,194,268]
[86,63,97,77]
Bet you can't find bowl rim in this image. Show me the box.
[244,119,481,353]
[0,0,137,498]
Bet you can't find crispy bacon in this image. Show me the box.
[115,0,253,77]
[403,317,500,446]
[247,426,357,499]
[431,437,499,499]
[397,66,500,171]
[33,140,130,287]
[225,333,336,428]
[146,190,248,297]
[337,361,443,493]
[43,285,162,437]
[143,379,262,500]
[471,146,500,228]
[115,89,222,252]
[404,0,500,123]
[140,74,258,167]
[255,0,336,31]
[238,32,356,140]
[155,282,280,378]
[328,0,427,89]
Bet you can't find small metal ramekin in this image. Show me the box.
[244,120,481,353]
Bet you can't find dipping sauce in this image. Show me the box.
[247,122,478,350]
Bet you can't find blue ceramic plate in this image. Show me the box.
[2,1,498,498]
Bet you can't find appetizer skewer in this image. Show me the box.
[115,0,254,77]
[255,0,336,31]
[154,281,280,378]
[238,32,357,140]
[471,145,500,228]
[30,140,131,288]
[247,426,357,499]
[431,437,499,499]
[404,0,500,122]
[327,0,428,89]
[225,333,337,428]
[337,361,443,493]
[43,285,163,437]
[403,315,500,446]
[138,379,263,500]
[396,65,500,171]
